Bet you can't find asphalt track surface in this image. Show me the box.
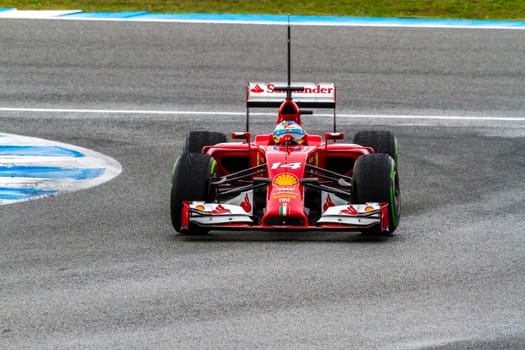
[1,19,524,349]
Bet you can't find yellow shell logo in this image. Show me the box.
[273,173,298,186]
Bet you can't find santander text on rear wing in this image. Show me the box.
[247,82,336,109]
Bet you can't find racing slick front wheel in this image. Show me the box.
[353,130,398,166]
[352,153,400,235]
[184,131,228,154]
[170,152,216,235]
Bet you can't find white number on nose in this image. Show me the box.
[271,162,302,170]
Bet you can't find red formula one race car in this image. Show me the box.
[170,27,400,236]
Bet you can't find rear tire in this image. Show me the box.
[352,153,400,235]
[184,131,227,153]
[170,153,216,235]
[353,130,398,166]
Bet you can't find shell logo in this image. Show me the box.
[273,173,298,186]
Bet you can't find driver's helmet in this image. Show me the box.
[273,120,305,144]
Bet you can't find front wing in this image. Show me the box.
[181,201,391,232]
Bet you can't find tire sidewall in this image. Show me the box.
[352,153,400,234]
[170,153,215,234]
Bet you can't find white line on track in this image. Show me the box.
[19,18,525,30]
[1,107,524,122]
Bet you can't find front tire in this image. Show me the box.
[170,153,215,234]
[352,153,400,235]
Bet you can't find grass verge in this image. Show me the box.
[1,0,524,20]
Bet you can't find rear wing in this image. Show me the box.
[246,82,336,108]
[244,82,337,132]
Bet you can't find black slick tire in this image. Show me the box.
[170,153,216,234]
[352,153,401,235]
[184,131,227,154]
[353,130,398,166]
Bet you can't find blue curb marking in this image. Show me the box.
[0,187,58,200]
[0,166,104,180]
[2,8,524,28]
[0,132,121,205]
[55,11,525,28]
[0,145,85,157]
[62,11,149,19]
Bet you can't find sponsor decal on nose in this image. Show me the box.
[273,173,298,186]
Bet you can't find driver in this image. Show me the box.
[273,120,305,144]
